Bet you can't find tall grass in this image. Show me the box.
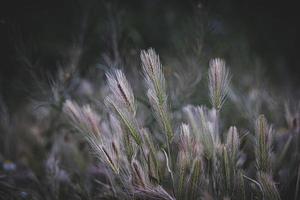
[61,48,299,199]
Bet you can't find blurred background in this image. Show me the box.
[0,0,299,112]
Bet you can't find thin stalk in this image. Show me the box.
[163,149,175,197]
[243,175,264,199]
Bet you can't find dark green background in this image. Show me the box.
[1,0,299,110]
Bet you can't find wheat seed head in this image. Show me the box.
[208,58,231,110]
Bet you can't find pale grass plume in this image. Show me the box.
[141,48,173,142]
[106,69,136,115]
[179,123,192,153]
[105,69,142,145]
[226,126,240,163]
[223,126,242,197]
[220,140,244,198]
[208,58,231,110]
[131,159,148,188]
[183,105,200,138]
[63,100,101,138]
[177,123,205,199]
[141,48,174,191]
[140,48,166,104]
[197,106,217,160]
[176,123,192,199]
[255,114,273,173]
[183,105,217,160]
[63,100,119,173]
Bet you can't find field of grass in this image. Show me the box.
[1,1,299,200]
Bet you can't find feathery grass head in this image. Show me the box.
[179,123,192,152]
[131,159,148,188]
[216,127,242,197]
[141,48,173,145]
[105,69,142,145]
[63,100,101,138]
[255,114,273,173]
[226,126,240,162]
[183,105,217,160]
[106,69,136,115]
[141,48,166,104]
[197,106,216,160]
[208,58,231,110]
[177,123,204,199]
[63,100,120,173]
